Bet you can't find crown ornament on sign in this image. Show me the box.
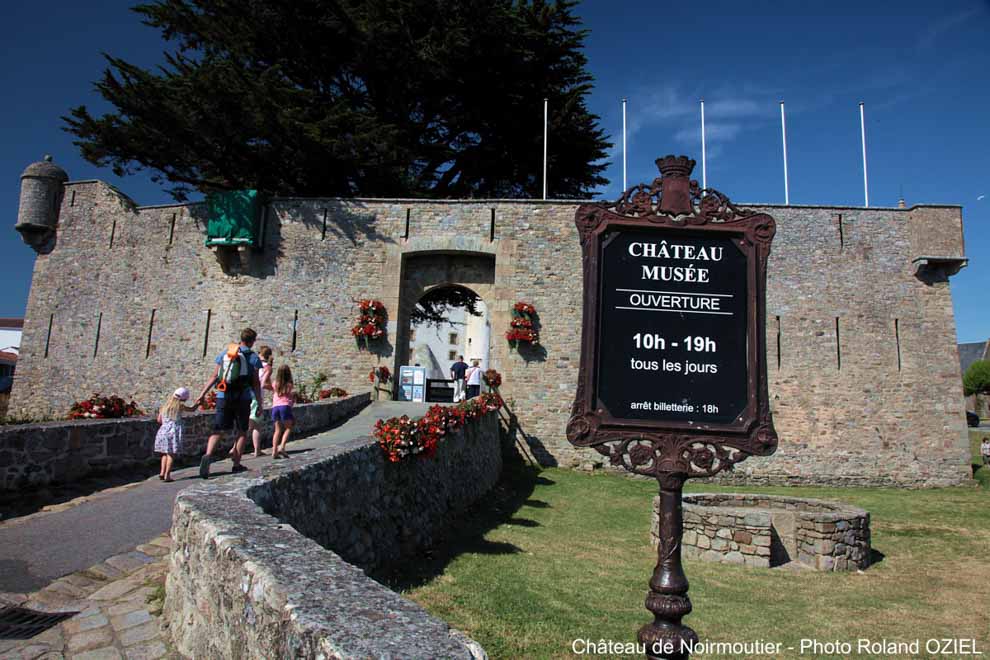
[655,154,696,178]
[597,154,756,228]
[655,154,697,216]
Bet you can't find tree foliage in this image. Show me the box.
[964,360,990,397]
[64,0,610,201]
[411,286,482,327]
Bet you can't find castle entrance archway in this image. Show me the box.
[394,252,500,399]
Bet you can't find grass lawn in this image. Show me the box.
[393,460,990,659]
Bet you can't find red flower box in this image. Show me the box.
[374,394,504,463]
[506,301,539,346]
[68,394,143,420]
[369,366,392,383]
[483,369,502,388]
[352,300,387,347]
[319,387,349,399]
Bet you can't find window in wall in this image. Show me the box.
[449,332,459,345]
[448,350,457,360]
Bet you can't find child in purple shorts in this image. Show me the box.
[271,365,295,459]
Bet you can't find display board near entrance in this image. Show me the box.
[397,366,426,402]
[598,229,748,427]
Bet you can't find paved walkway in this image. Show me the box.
[0,401,428,594]
[0,534,176,660]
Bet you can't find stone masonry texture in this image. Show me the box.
[0,392,369,490]
[654,493,872,571]
[10,179,971,486]
[164,411,500,659]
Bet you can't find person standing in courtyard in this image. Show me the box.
[154,387,200,482]
[981,437,990,468]
[465,359,483,399]
[270,364,296,459]
[450,354,469,402]
[196,328,263,478]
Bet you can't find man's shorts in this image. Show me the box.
[213,396,251,433]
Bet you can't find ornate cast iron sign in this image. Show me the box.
[568,155,778,659]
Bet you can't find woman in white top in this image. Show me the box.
[465,360,483,399]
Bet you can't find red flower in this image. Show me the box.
[68,394,143,420]
[352,301,388,347]
[483,369,502,388]
[373,393,503,462]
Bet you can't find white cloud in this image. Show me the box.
[674,122,743,145]
[917,7,982,50]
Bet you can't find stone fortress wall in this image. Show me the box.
[10,174,971,487]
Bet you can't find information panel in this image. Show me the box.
[596,228,748,425]
[398,366,427,402]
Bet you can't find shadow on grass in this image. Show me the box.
[869,548,886,566]
[373,459,553,591]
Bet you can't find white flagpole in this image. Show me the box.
[859,101,869,207]
[542,98,548,200]
[700,99,707,191]
[780,101,790,205]
[622,98,627,191]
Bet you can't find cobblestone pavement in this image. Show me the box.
[0,534,176,660]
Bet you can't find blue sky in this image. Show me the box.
[2,1,988,342]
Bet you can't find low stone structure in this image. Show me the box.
[0,393,369,491]
[652,493,871,571]
[165,410,500,658]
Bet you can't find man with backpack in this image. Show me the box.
[195,327,264,478]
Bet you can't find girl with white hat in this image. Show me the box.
[155,387,202,482]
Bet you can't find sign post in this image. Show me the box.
[567,155,778,659]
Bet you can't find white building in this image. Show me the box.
[409,301,490,380]
[0,318,22,393]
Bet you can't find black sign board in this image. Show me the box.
[567,156,777,459]
[597,229,748,427]
[567,156,777,659]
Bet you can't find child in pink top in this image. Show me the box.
[271,364,295,459]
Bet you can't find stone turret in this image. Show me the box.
[15,155,68,253]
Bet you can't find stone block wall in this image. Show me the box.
[655,493,871,571]
[165,412,500,659]
[665,500,773,568]
[0,393,368,491]
[9,178,971,486]
[256,412,502,570]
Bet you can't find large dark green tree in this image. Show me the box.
[64,0,610,200]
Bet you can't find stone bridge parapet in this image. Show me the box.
[0,393,370,491]
[164,408,500,658]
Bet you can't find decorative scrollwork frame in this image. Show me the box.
[566,155,778,480]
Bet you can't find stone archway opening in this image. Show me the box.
[409,286,490,379]
[395,252,497,401]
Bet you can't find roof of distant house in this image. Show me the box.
[0,351,17,365]
[959,340,989,376]
[0,318,24,329]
